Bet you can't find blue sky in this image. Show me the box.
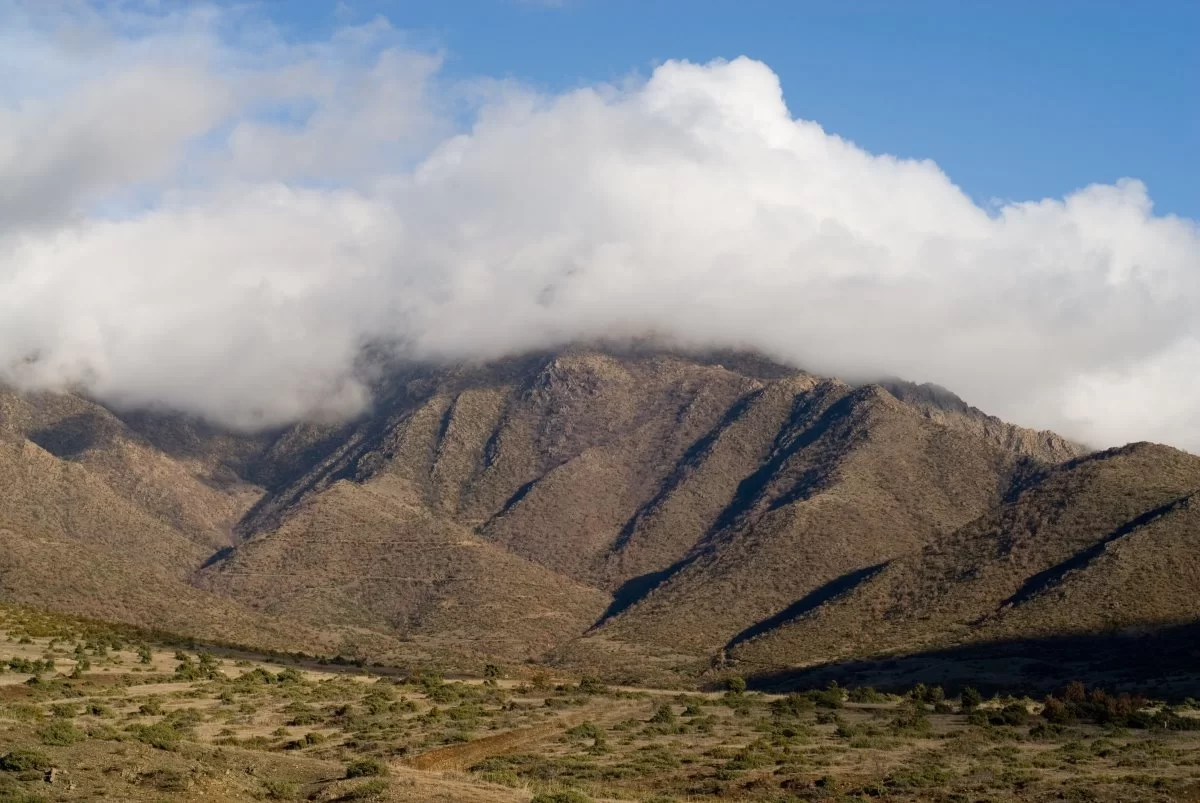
[267,0,1199,218]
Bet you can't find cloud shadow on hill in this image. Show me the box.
[745,619,1200,700]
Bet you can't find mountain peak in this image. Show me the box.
[1,347,1193,692]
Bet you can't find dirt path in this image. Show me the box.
[405,713,590,772]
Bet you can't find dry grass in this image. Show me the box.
[5,605,1200,802]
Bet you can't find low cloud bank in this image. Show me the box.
[2,4,1197,449]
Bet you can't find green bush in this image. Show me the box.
[48,703,78,718]
[648,704,676,725]
[130,722,182,751]
[566,721,604,741]
[848,686,885,703]
[771,693,814,718]
[345,757,388,778]
[6,657,54,674]
[1000,702,1030,726]
[38,720,86,746]
[889,703,932,736]
[813,681,845,709]
[276,667,304,684]
[577,675,606,695]
[138,698,163,716]
[0,749,51,773]
[961,687,983,710]
[339,778,388,801]
[263,778,299,800]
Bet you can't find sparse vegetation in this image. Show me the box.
[3,353,1200,801]
[0,604,1199,801]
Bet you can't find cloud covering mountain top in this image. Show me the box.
[2,4,1197,449]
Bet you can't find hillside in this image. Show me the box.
[0,428,333,654]
[188,349,1079,674]
[730,442,1200,680]
[9,347,1200,690]
[196,475,610,660]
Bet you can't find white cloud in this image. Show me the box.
[1,3,1198,450]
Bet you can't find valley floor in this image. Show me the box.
[2,607,1200,802]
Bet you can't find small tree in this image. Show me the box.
[648,703,677,725]
[726,676,747,695]
[577,675,606,695]
[961,687,983,710]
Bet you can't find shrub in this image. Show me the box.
[577,675,606,695]
[1040,683,1163,728]
[566,721,603,741]
[85,702,112,718]
[648,704,676,725]
[263,779,299,800]
[49,703,79,718]
[848,686,885,703]
[999,702,1029,726]
[130,722,182,751]
[339,778,388,801]
[1042,695,1074,724]
[889,703,932,736]
[813,681,844,709]
[1029,721,1067,740]
[908,683,945,704]
[771,693,814,718]
[38,720,86,746]
[138,698,163,716]
[726,676,746,695]
[7,657,54,674]
[961,687,983,710]
[345,758,388,778]
[0,749,51,773]
[276,667,304,684]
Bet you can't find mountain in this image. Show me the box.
[729,442,1200,670]
[7,347,1198,689]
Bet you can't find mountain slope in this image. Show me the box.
[25,347,1200,687]
[196,473,610,659]
[191,349,1079,672]
[730,442,1200,670]
[0,431,340,652]
[0,389,263,550]
[581,380,1078,661]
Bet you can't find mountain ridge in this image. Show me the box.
[4,348,1197,689]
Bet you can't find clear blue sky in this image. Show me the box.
[267,0,1197,218]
